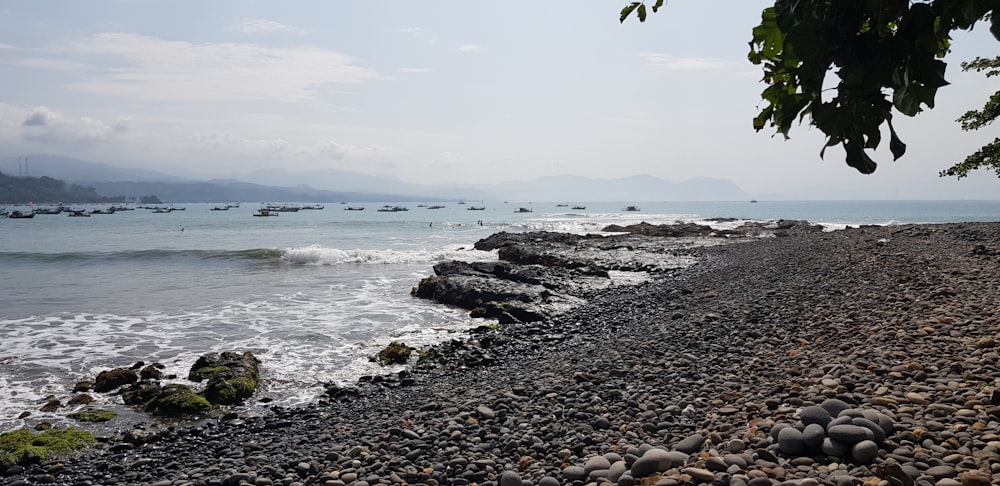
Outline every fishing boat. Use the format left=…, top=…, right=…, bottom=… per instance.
left=377, top=205, right=409, bottom=212
left=426, top=205, right=445, bottom=209
left=572, top=206, right=586, bottom=210
left=467, top=206, right=486, bottom=211
left=8, top=210, right=35, bottom=219
left=344, top=206, right=365, bottom=211
left=623, top=206, right=640, bottom=212
left=515, top=207, right=532, bottom=213
left=253, top=208, right=279, bottom=217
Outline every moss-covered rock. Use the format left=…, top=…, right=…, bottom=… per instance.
left=121, top=381, right=164, bottom=407
left=188, top=351, right=261, bottom=406
left=0, top=428, right=96, bottom=464
left=67, top=408, right=117, bottom=423
left=202, top=376, right=257, bottom=406
left=143, top=384, right=211, bottom=416
left=373, top=341, right=414, bottom=365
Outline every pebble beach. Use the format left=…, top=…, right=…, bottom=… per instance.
left=4, top=222, right=1000, bottom=486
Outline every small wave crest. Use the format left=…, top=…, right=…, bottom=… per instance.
left=281, top=245, right=496, bottom=265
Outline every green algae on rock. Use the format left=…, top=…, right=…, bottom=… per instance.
left=188, top=351, right=261, bottom=406
left=66, top=408, right=117, bottom=423
left=143, top=384, right=211, bottom=416
left=373, top=341, right=414, bottom=365
left=0, top=428, right=96, bottom=464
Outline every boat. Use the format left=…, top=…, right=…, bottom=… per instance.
left=300, top=204, right=324, bottom=210
left=377, top=205, right=409, bottom=212
left=89, top=208, right=115, bottom=215
left=253, top=208, right=279, bottom=217
left=623, top=206, right=640, bottom=212
left=467, top=206, right=486, bottom=211
left=750, top=199, right=758, bottom=203
left=556, top=204, right=568, bottom=207
left=571, top=206, right=586, bottom=210
left=426, top=205, right=445, bottom=209
left=67, top=210, right=90, bottom=217
left=211, top=206, right=229, bottom=211
left=266, top=205, right=300, bottom=212
left=344, top=206, right=365, bottom=211
left=8, top=210, right=34, bottom=219
left=33, top=206, right=64, bottom=215
left=515, top=207, right=532, bottom=213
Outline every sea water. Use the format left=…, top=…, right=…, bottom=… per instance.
left=1, top=199, right=998, bottom=432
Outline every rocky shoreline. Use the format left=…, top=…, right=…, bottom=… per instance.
left=4, top=221, right=1000, bottom=486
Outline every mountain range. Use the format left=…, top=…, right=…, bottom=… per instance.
left=0, top=154, right=750, bottom=203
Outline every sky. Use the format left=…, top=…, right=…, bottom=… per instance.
left=1, top=1, right=999, bottom=200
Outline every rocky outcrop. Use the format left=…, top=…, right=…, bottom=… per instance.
left=414, top=230, right=713, bottom=323
left=188, top=351, right=261, bottom=406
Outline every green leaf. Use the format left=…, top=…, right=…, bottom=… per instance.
left=652, top=0, right=665, bottom=13
left=992, top=12, right=1000, bottom=41
left=620, top=2, right=640, bottom=23
left=638, top=4, right=647, bottom=22
left=844, top=139, right=878, bottom=174
left=887, top=119, right=907, bottom=161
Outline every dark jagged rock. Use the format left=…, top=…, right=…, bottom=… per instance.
left=93, top=367, right=138, bottom=393
left=188, top=351, right=261, bottom=405
left=602, top=221, right=715, bottom=237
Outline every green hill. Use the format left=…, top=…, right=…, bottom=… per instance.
left=0, top=172, right=129, bottom=204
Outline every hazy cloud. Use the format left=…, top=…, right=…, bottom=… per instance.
left=231, top=18, right=310, bottom=34
left=638, top=53, right=724, bottom=71
left=69, top=33, right=381, bottom=103
left=16, top=57, right=90, bottom=71
left=457, top=44, right=481, bottom=53
left=18, top=106, right=115, bottom=142
left=400, top=67, right=431, bottom=73
left=193, top=131, right=292, bottom=157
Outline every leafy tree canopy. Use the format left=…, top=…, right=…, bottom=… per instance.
left=941, top=55, right=1000, bottom=178
left=621, top=0, right=1000, bottom=177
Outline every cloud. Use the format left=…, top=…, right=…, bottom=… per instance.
left=16, top=57, right=90, bottom=71
left=457, top=44, right=481, bottom=53
left=638, top=53, right=724, bottom=71
left=400, top=27, right=429, bottom=38
left=400, top=67, right=431, bottom=73
left=230, top=18, right=310, bottom=34
left=69, top=33, right=381, bottom=103
left=193, top=131, right=291, bottom=157
left=16, top=105, right=116, bottom=142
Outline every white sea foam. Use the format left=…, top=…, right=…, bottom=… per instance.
left=281, top=245, right=496, bottom=265
left=0, top=269, right=486, bottom=431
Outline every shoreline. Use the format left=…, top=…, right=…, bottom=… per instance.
left=4, top=222, right=1000, bottom=485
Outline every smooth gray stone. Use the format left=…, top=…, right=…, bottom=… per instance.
left=675, top=434, right=705, bottom=454
left=802, top=423, right=826, bottom=448
left=821, top=437, right=851, bottom=457
left=778, top=427, right=806, bottom=456
left=852, top=440, right=879, bottom=463
left=820, top=399, right=852, bottom=417
left=799, top=405, right=833, bottom=428
left=499, top=471, right=522, bottom=486
left=827, top=424, right=874, bottom=443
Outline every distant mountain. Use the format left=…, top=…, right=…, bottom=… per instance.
left=240, top=169, right=750, bottom=202
left=238, top=168, right=494, bottom=201
left=0, top=154, right=188, bottom=183
left=476, top=174, right=750, bottom=202
left=0, top=155, right=750, bottom=202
